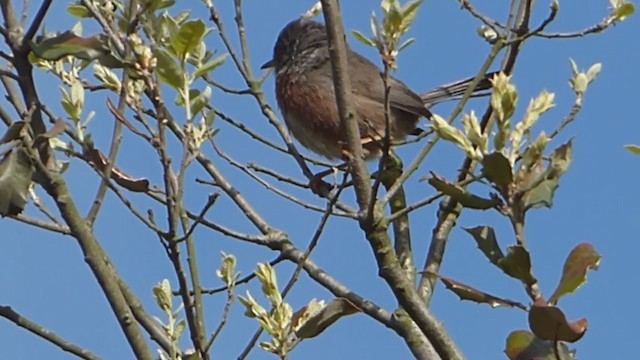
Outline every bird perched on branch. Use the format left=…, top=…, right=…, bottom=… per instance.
left=262, top=18, right=494, bottom=162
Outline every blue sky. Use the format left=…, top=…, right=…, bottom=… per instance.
left=1, top=1, right=638, bottom=359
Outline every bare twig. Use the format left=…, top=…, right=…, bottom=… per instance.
left=0, top=305, right=101, bottom=360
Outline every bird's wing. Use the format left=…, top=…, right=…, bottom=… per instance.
left=347, top=52, right=431, bottom=118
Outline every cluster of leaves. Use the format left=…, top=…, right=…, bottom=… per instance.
left=426, top=69, right=604, bottom=358
left=153, top=279, right=189, bottom=360
left=237, top=263, right=359, bottom=358
left=352, top=0, right=423, bottom=68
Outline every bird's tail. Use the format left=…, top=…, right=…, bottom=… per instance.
left=420, top=71, right=498, bottom=108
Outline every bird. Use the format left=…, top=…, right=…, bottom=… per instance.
left=262, top=18, right=493, bottom=163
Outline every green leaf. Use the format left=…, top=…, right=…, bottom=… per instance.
left=152, top=279, right=173, bottom=313
left=153, top=48, right=185, bottom=89
left=193, top=54, right=228, bottom=79
left=505, top=330, right=573, bottom=360
left=549, top=139, right=573, bottom=178
left=464, top=226, right=505, bottom=265
left=625, top=144, right=640, bottom=155
left=427, top=173, right=501, bottom=210
left=524, top=178, right=559, bottom=210
left=613, top=2, right=635, bottom=21
left=172, top=20, right=207, bottom=62
left=481, top=152, right=513, bottom=190
left=497, top=245, right=537, bottom=286
left=67, top=4, right=91, bottom=18
left=0, top=122, right=26, bottom=145
left=351, top=31, right=375, bottom=47
left=548, top=243, right=601, bottom=305
left=190, top=86, right=212, bottom=118
left=0, top=148, right=34, bottom=217
left=174, top=319, right=187, bottom=341
left=31, top=32, right=120, bottom=65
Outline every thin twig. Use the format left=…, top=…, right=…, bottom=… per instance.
left=238, top=173, right=348, bottom=359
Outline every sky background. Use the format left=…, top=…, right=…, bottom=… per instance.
left=1, top=0, right=638, bottom=359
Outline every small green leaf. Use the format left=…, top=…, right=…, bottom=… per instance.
left=193, top=54, right=227, bottom=79
left=481, top=152, right=513, bottom=190
left=172, top=20, right=207, bottom=62
left=0, top=122, right=26, bottom=145
left=190, top=86, right=212, bottom=118
left=625, top=144, right=640, bottom=155
left=497, top=245, right=537, bottom=286
left=0, top=148, right=34, bottom=217
left=427, top=173, right=501, bottom=210
left=351, top=31, right=375, bottom=47
left=153, top=48, right=185, bottom=89
left=505, top=330, right=573, bottom=360
left=152, top=279, right=173, bottom=313
left=548, top=243, right=601, bottom=305
left=523, top=178, right=559, bottom=210
left=586, top=63, right=602, bottom=83
left=464, top=226, right=505, bottom=265
left=549, top=140, right=573, bottom=178
left=67, top=4, right=91, bottom=18
left=613, top=2, right=635, bottom=21
left=174, top=319, right=187, bottom=341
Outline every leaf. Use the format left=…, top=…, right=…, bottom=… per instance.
left=0, top=148, right=34, bottom=216
left=193, top=54, right=227, bottom=79
left=34, top=120, right=66, bottom=145
left=172, top=20, right=207, bottom=62
left=152, top=279, right=172, bottom=313
left=190, top=86, right=212, bottom=118
left=481, top=151, right=514, bottom=190
left=31, top=31, right=121, bottom=67
left=613, top=2, right=635, bottom=21
left=351, top=30, right=375, bottom=47
left=497, top=245, right=537, bottom=286
left=523, top=178, right=559, bottom=210
left=87, top=147, right=150, bottom=192
left=528, top=299, right=588, bottom=342
left=427, top=173, right=501, bottom=210
left=548, top=243, right=601, bottom=305
left=0, top=121, right=26, bottom=144
left=505, top=330, right=573, bottom=360
left=153, top=48, right=185, bottom=90
left=295, top=298, right=360, bottom=339
left=626, top=144, right=640, bottom=155
left=523, top=140, right=572, bottom=210
left=548, top=140, right=573, bottom=178
left=464, top=226, right=505, bottom=265
left=439, top=275, right=526, bottom=310
left=67, top=4, right=91, bottom=18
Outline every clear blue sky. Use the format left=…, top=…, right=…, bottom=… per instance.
left=2, top=1, right=638, bottom=359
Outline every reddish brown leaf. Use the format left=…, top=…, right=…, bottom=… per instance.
left=88, top=148, right=150, bottom=192
left=528, top=300, right=588, bottom=343
left=439, top=275, right=527, bottom=310
left=295, top=298, right=360, bottom=340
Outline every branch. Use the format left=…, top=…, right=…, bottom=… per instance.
left=320, top=0, right=371, bottom=212
left=0, top=305, right=100, bottom=360
left=318, top=2, right=461, bottom=359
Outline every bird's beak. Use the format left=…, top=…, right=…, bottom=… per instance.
left=260, top=59, right=274, bottom=69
